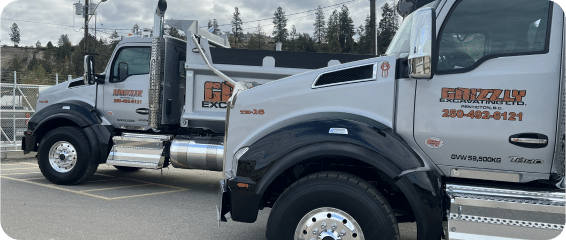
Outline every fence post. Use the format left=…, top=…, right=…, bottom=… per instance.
left=56, top=73, right=59, bottom=85
left=68, top=75, right=72, bottom=81
left=13, top=71, right=17, bottom=150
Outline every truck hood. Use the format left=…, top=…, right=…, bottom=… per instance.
left=36, top=77, right=95, bottom=112
left=224, top=55, right=397, bottom=172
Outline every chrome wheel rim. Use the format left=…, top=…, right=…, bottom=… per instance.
left=48, top=141, right=77, bottom=173
left=295, top=207, right=364, bottom=240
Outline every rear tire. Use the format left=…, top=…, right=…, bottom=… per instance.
left=266, top=172, right=399, bottom=240
left=113, top=166, right=141, bottom=172
left=37, top=127, right=98, bottom=185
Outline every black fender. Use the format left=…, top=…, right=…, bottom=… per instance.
left=228, top=118, right=443, bottom=239
left=25, top=101, right=113, bottom=163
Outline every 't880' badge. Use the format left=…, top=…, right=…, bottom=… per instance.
left=381, top=62, right=390, bottom=78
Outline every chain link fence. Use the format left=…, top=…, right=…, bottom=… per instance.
left=1, top=71, right=69, bottom=151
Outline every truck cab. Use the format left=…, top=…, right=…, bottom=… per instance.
left=219, top=0, right=565, bottom=239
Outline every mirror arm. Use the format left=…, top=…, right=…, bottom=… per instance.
left=95, top=74, right=105, bottom=84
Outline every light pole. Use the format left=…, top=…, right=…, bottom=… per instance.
left=369, top=0, right=377, bottom=55
left=82, top=0, right=107, bottom=54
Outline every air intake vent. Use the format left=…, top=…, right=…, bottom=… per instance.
left=313, top=64, right=375, bottom=88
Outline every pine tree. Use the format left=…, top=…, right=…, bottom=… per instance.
left=231, top=7, right=244, bottom=46
left=10, top=23, right=20, bottom=47
left=213, top=19, right=221, bottom=35
left=36, top=40, right=41, bottom=48
left=326, top=10, right=339, bottom=44
left=110, top=31, right=121, bottom=43
left=272, top=6, right=288, bottom=43
left=313, top=6, right=326, bottom=43
left=338, top=5, right=355, bottom=53
left=377, top=3, right=399, bottom=55
left=355, top=16, right=372, bottom=54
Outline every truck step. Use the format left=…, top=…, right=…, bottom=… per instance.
left=106, top=133, right=173, bottom=169
left=445, top=183, right=565, bottom=240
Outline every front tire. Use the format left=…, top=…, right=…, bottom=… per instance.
left=266, top=172, right=399, bottom=240
left=38, top=127, right=98, bottom=185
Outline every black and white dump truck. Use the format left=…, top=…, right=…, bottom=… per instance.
left=217, top=0, right=566, bottom=239
left=21, top=0, right=565, bottom=239
left=22, top=0, right=375, bottom=183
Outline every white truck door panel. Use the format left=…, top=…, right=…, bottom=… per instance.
left=413, top=0, right=560, bottom=175
left=102, top=47, right=151, bottom=128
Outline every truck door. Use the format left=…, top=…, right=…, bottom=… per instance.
left=102, top=46, right=151, bottom=128
left=412, top=0, right=561, bottom=178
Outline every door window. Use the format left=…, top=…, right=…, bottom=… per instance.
left=437, top=0, right=551, bottom=72
left=110, top=47, right=151, bottom=82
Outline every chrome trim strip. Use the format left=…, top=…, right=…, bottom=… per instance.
left=449, top=214, right=564, bottom=230
left=510, top=138, right=548, bottom=144
left=446, top=184, right=565, bottom=206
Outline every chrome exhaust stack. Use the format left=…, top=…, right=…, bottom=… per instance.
left=148, top=0, right=167, bottom=129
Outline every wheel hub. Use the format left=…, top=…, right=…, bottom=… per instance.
left=48, top=141, right=77, bottom=173
left=295, top=207, right=363, bottom=240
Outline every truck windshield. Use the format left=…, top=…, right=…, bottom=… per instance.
left=385, top=0, right=441, bottom=57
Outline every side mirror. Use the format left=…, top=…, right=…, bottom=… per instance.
left=118, top=62, right=129, bottom=81
left=84, top=55, right=95, bottom=85
left=408, top=7, right=436, bottom=79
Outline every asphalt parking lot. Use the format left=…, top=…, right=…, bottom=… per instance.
left=1, top=157, right=417, bottom=239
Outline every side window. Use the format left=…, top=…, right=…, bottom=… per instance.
left=111, top=47, right=151, bottom=82
left=437, top=0, right=550, bottom=72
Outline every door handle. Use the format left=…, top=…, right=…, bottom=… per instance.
left=136, top=108, right=149, bottom=115
left=509, top=133, right=548, bottom=148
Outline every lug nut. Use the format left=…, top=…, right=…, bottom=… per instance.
left=331, top=223, right=337, bottom=230
left=313, top=228, right=318, bottom=235
left=321, top=222, right=327, bottom=229
left=340, top=230, right=346, bottom=236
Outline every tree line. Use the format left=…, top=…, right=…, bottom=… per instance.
left=5, top=3, right=399, bottom=84
left=230, top=3, right=399, bottom=55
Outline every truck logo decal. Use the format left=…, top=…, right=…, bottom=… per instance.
left=381, top=62, right=390, bottom=78
left=203, top=81, right=234, bottom=109
left=509, top=156, right=544, bottom=164
left=113, top=89, right=143, bottom=97
left=113, top=89, right=144, bottom=104
left=440, top=88, right=526, bottom=105
left=425, top=137, right=443, bottom=148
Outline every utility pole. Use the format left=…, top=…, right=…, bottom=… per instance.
left=84, top=0, right=89, bottom=53
left=369, top=0, right=376, bottom=55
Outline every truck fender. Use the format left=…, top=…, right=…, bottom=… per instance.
left=28, top=101, right=101, bottom=132
left=230, top=118, right=444, bottom=239
left=26, top=101, right=113, bottom=162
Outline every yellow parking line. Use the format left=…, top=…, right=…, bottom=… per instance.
left=95, top=173, right=191, bottom=191
left=82, top=184, right=151, bottom=192
left=20, top=177, right=47, bottom=180
left=1, top=175, right=113, bottom=201
left=106, top=189, right=189, bottom=200
left=2, top=173, right=191, bottom=201
left=83, top=178, right=120, bottom=183
left=1, top=168, right=38, bottom=170
left=1, top=172, right=41, bottom=175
